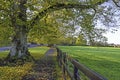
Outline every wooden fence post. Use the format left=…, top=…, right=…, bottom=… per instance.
left=74, top=65, right=79, bottom=80
left=63, top=53, right=66, bottom=74
left=56, top=48, right=60, bottom=66
left=63, top=52, right=67, bottom=80
left=56, top=48, right=62, bottom=67
left=56, top=48, right=59, bottom=61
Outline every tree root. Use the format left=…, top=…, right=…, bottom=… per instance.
left=1, top=52, right=35, bottom=66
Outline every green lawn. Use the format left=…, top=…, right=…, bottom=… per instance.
left=59, top=46, right=120, bottom=80
left=0, top=51, right=8, bottom=59
left=29, top=47, right=49, bottom=59
left=0, top=47, right=49, bottom=59
left=0, top=47, right=49, bottom=80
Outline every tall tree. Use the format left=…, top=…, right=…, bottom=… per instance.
left=5, top=0, right=32, bottom=62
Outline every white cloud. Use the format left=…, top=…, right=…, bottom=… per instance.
left=104, top=28, right=120, bottom=44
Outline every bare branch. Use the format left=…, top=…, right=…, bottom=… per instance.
left=112, top=0, right=120, bottom=7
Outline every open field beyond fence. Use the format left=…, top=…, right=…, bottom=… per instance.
left=59, top=46, right=120, bottom=80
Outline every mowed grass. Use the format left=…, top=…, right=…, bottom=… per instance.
left=59, top=46, right=120, bottom=80
left=29, top=47, right=49, bottom=59
left=0, top=51, right=8, bottom=59
left=0, top=47, right=49, bottom=59
left=0, top=47, right=49, bottom=80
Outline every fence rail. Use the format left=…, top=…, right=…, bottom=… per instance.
left=56, top=47, right=107, bottom=80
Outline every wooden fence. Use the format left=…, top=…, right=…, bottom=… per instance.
left=56, top=47, right=107, bottom=80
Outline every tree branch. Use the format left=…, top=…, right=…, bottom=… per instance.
left=28, top=1, right=106, bottom=30
left=112, top=0, right=120, bottom=7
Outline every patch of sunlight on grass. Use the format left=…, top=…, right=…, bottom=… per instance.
left=0, top=51, right=9, bottom=58
left=29, top=47, right=49, bottom=59
left=0, top=47, right=49, bottom=59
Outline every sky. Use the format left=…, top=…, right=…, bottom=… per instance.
left=100, top=0, right=120, bottom=44
left=96, top=21, right=120, bottom=45
left=96, top=22, right=120, bottom=44
left=104, top=28, right=120, bottom=44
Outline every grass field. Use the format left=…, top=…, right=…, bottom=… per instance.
left=59, top=46, right=120, bottom=80
left=29, top=47, right=49, bottom=59
left=0, top=47, right=49, bottom=59
left=0, top=47, right=49, bottom=80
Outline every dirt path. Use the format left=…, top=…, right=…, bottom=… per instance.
left=22, top=48, right=61, bottom=80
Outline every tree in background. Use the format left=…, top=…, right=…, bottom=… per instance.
left=75, top=34, right=87, bottom=46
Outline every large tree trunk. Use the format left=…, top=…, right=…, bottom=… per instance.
left=6, top=0, right=34, bottom=63
left=7, top=27, right=32, bottom=61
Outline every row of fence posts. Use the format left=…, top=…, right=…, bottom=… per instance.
left=56, top=47, right=107, bottom=80
left=56, top=47, right=81, bottom=80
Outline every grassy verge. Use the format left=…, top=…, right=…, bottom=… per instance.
left=29, top=47, right=49, bottom=59
left=0, top=47, right=49, bottom=80
left=53, top=49, right=65, bottom=80
left=0, top=51, right=9, bottom=59
left=59, top=46, right=120, bottom=80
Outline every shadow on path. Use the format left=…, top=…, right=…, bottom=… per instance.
left=22, top=48, right=58, bottom=80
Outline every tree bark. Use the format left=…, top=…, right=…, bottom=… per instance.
left=8, top=27, right=29, bottom=58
